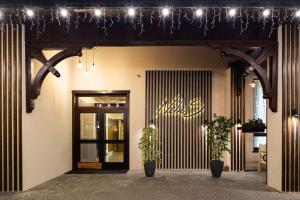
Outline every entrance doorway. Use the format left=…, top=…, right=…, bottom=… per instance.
left=72, top=91, right=130, bottom=170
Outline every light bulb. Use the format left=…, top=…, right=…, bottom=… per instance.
left=162, top=8, right=170, bottom=17
left=0, top=11, right=2, bottom=19
left=262, top=9, right=270, bottom=17
left=196, top=8, right=203, bottom=17
left=295, top=9, right=300, bottom=17
left=26, top=9, right=34, bottom=18
left=229, top=8, right=237, bottom=17
left=91, top=63, right=96, bottom=71
left=60, top=8, right=69, bottom=18
left=85, top=70, right=89, bottom=76
left=128, top=8, right=135, bottom=17
left=77, top=58, right=82, bottom=68
left=94, top=9, right=101, bottom=17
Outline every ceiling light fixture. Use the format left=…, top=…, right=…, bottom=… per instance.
left=262, top=9, right=271, bottom=17
left=195, top=8, right=203, bottom=17
left=60, top=8, right=69, bottom=18
left=128, top=7, right=136, bottom=17
left=229, top=8, right=237, bottom=17
left=162, top=7, right=170, bottom=17
left=94, top=9, right=102, bottom=17
left=26, top=9, right=34, bottom=18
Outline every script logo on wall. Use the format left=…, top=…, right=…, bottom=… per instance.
left=154, top=95, right=205, bottom=119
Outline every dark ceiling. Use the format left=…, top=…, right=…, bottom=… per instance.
left=1, top=0, right=300, bottom=7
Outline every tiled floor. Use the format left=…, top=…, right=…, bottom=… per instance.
left=1, top=171, right=300, bottom=200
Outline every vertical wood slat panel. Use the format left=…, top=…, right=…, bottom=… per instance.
left=230, top=66, right=245, bottom=171
left=282, top=24, right=300, bottom=192
left=0, top=24, right=22, bottom=191
left=146, top=70, right=212, bottom=169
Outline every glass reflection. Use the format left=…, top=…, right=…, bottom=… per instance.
left=105, top=113, right=124, bottom=140
left=105, top=144, right=124, bottom=163
left=80, top=113, right=97, bottom=140
left=80, top=144, right=99, bottom=162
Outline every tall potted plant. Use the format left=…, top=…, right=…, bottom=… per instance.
left=207, top=116, right=233, bottom=177
left=138, top=126, right=160, bottom=177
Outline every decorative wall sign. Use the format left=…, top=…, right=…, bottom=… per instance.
left=146, top=70, right=212, bottom=169
left=154, top=95, right=205, bottom=119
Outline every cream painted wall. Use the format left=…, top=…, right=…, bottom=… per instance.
left=22, top=53, right=74, bottom=190
left=267, top=27, right=283, bottom=191
left=22, top=46, right=232, bottom=190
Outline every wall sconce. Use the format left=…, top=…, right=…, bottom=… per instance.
left=236, top=119, right=242, bottom=130
left=149, top=120, right=156, bottom=129
left=248, top=78, right=259, bottom=88
left=292, top=108, right=298, bottom=118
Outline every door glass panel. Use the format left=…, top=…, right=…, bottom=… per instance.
left=105, top=143, right=124, bottom=162
left=105, top=113, right=124, bottom=140
left=80, top=113, right=98, bottom=140
left=78, top=96, right=127, bottom=107
left=80, top=144, right=99, bottom=162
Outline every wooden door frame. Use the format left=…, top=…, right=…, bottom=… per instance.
left=72, top=90, right=130, bottom=170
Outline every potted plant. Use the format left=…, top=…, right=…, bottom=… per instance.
left=240, top=118, right=266, bottom=132
left=207, top=116, right=233, bottom=177
left=138, top=126, right=160, bottom=177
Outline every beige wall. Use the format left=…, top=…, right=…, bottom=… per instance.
left=22, top=46, right=232, bottom=190
left=267, top=27, right=283, bottom=191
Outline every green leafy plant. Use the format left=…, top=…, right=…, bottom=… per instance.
left=242, top=118, right=266, bottom=132
left=207, top=116, right=233, bottom=161
left=138, top=126, right=161, bottom=163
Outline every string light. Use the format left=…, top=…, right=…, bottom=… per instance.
left=60, top=8, right=69, bottom=17
left=26, top=9, right=34, bottom=18
left=295, top=9, right=300, bottom=17
left=162, top=7, right=170, bottom=17
left=229, top=8, right=237, bottom=17
left=84, top=50, right=89, bottom=76
left=195, top=8, right=203, bottom=17
left=262, top=9, right=271, bottom=17
left=91, top=48, right=96, bottom=71
left=1, top=6, right=300, bottom=37
left=77, top=57, right=82, bottom=68
left=128, top=7, right=136, bottom=17
left=94, top=9, right=102, bottom=17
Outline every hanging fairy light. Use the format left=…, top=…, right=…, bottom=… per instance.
left=26, top=9, right=34, bottom=18
left=229, top=8, right=237, bottom=17
left=295, top=9, right=300, bottom=17
left=195, top=8, right=203, bottom=17
left=1, top=6, right=300, bottom=37
left=60, top=8, right=69, bottom=18
left=162, top=7, right=170, bottom=17
left=84, top=50, right=89, bottom=76
left=77, top=57, right=82, bottom=68
left=262, top=9, right=271, bottom=17
left=91, top=48, right=96, bottom=71
left=94, top=9, right=102, bottom=17
left=128, top=7, right=136, bottom=17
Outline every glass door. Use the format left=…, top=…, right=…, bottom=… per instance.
left=73, top=91, right=130, bottom=171
left=103, top=112, right=127, bottom=169
left=77, top=112, right=102, bottom=169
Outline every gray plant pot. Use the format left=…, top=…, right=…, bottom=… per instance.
left=210, top=160, right=224, bottom=178
left=144, top=160, right=156, bottom=177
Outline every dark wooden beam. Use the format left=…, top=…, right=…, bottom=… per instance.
left=26, top=47, right=82, bottom=113
left=216, top=45, right=278, bottom=112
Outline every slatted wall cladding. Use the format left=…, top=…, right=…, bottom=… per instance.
left=146, top=70, right=212, bottom=169
left=0, top=25, right=22, bottom=191
left=230, top=66, right=245, bottom=171
left=282, top=25, right=300, bottom=192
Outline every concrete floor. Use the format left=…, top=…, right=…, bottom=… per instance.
left=1, top=171, right=300, bottom=200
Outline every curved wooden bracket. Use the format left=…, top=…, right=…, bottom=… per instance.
left=222, top=47, right=273, bottom=99
left=214, top=44, right=278, bottom=112
left=26, top=47, right=82, bottom=113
